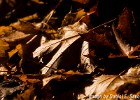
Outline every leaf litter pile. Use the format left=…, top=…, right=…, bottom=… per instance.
left=0, top=0, right=140, bottom=100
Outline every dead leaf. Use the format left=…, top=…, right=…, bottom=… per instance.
left=41, top=22, right=87, bottom=74
left=78, top=65, right=140, bottom=99
left=0, top=30, right=33, bottom=43
left=117, top=8, right=133, bottom=41
left=84, top=75, right=124, bottom=95
left=112, top=23, right=134, bottom=56
left=33, top=40, right=61, bottom=62
left=10, top=21, right=40, bottom=35
left=0, top=26, right=12, bottom=36
left=80, top=41, right=95, bottom=73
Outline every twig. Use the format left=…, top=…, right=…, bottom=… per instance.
left=88, top=18, right=116, bottom=32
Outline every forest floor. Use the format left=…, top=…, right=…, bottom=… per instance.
left=0, top=0, right=140, bottom=100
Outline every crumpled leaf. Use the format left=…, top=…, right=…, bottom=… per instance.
left=80, top=41, right=95, bottom=73
left=41, top=21, right=88, bottom=74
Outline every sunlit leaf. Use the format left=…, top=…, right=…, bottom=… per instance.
left=33, top=39, right=61, bottom=61
left=41, top=22, right=88, bottom=74
left=84, top=75, right=124, bottom=95
left=80, top=41, right=95, bottom=73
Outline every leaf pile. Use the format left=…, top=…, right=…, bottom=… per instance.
left=1, top=0, right=140, bottom=100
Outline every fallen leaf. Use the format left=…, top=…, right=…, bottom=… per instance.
left=41, top=22, right=88, bottom=74
left=84, top=75, right=124, bottom=95
left=117, top=8, right=133, bottom=41
left=0, top=30, right=33, bottom=43
left=33, top=40, right=61, bottom=62
left=80, top=41, right=95, bottom=73
left=0, top=26, right=12, bottom=36
left=10, top=21, right=40, bottom=35
left=112, top=23, right=134, bottom=56
left=78, top=65, right=140, bottom=99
